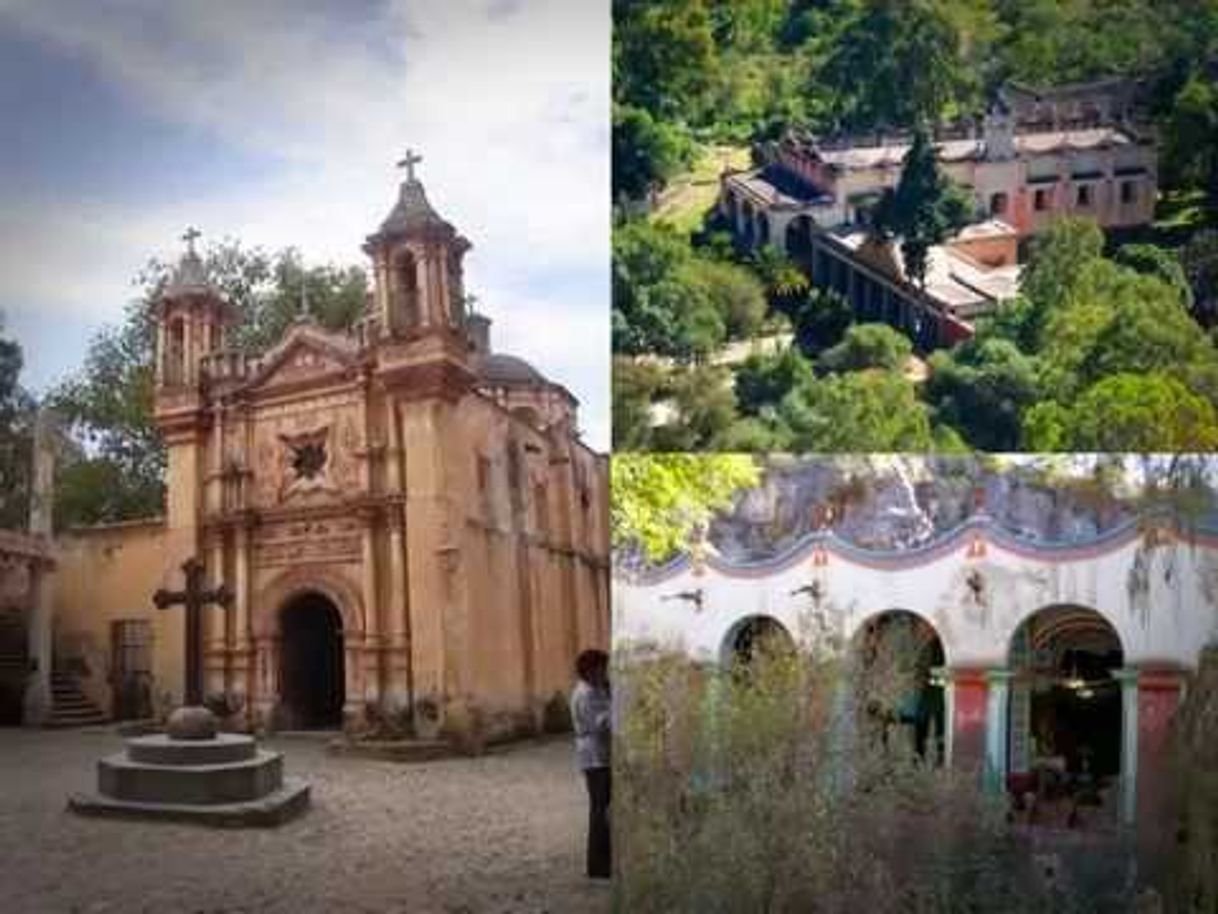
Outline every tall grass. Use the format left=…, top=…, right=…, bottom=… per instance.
left=614, top=641, right=1141, bottom=913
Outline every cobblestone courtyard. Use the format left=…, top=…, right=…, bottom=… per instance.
left=0, top=729, right=610, bottom=913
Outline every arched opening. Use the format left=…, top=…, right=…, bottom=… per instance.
left=852, top=610, right=946, bottom=763
left=278, top=592, right=345, bottom=729
left=167, top=317, right=185, bottom=385
left=724, top=191, right=739, bottom=228
left=740, top=201, right=756, bottom=247
left=723, top=615, right=794, bottom=668
left=785, top=215, right=814, bottom=264
left=989, top=191, right=1009, bottom=217
left=392, top=249, right=420, bottom=330
left=757, top=212, right=770, bottom=246
left=1007, top=605, right=1124, bottom=826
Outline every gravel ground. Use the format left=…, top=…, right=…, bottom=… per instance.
left=0, top=728, right=611, bottom=914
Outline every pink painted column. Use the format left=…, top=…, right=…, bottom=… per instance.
left=948, top=667, right=989, bottom=774
left=1136, top=665, right=1187, bottom=830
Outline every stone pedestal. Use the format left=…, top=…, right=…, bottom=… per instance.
left=68, top=732, right=309, bottom=827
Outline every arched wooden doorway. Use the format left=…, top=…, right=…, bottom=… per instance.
left=279, top=592, right=345, bottom=729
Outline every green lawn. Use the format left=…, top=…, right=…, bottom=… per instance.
left=651, top=144, right=751, bottom=235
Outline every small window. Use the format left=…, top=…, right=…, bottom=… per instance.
left=477, top=455, right=490, bottom=492
left=1034, top=189, right=1050, bottom=212
left=989, top=192, right=1009, bottom=216
left=1076, top=184, right=1092, bottom=207
left=534, top=483, right=549, bottom=535
left=1120, top=181, right=1137, bottom=204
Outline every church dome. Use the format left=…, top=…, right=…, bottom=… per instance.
left=164, top=229, right=215, bottom=297
left=480, top=352, right=548, bottom=387
left=377, top=178, right=455, bottom=237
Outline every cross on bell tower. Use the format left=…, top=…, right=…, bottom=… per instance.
left=364, top=147, right=472, bottom=339
left=182, top=226, right=202, bottom=253
left=397, top=148, right=423, bottom=182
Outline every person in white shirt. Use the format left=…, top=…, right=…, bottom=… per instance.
left=571, top=648, right=611, bottom=879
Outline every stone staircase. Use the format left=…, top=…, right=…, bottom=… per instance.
left=47, top=669, right=108, bottom=728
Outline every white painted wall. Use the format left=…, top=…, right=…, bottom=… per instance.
left=615, top=518, right=1218, bottom=670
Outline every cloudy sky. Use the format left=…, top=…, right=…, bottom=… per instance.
left=0, top=0, right=610, bottom=448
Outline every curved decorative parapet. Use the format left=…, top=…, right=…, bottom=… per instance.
left=622, top=512, right=1218, bottom=586
left=615, top=510, right=1218, bottom=672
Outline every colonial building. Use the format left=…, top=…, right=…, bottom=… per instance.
left=49, top=163, right=610, bottom=742
left=616, top=505, right=1217, bottom=828
left=720, top=81, right=1158, bottom=348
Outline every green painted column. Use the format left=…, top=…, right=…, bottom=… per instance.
left=1113, top=667, right=1140, bottom=826
left=984, top=669, right=1013, bottom=794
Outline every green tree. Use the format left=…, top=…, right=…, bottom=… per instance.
left=735, top=345, right=814, bottom=415
left=819, top=323, right=912, bottom=373
left=1182, top=229, right=1218, bottom=327
left=613, top=104, right=696, bottom=201
left=1164, top=73, right=1218, bottom=207
left=1114, top=243, right=1192, bottom=309
left=613, top=0, right=718, bottom=118
left=872, top=125, right=972, bottom=290
left=0, top=322, right=34, bottom=529
left=613, top=356, right=668, bottom=450
left=1023, top=373, right=1218, bottom=451
left=778, top=370, right=936, bottom=451
left=925, top=338, right=1041, bottom=451
left=613, top=220, right=693, bottom=355
left=789, top=287, right=854, bottom=356
left=652, top=365, right=740, bottom=449
left=819, top=0, right=970, bottom=130
left=1011, top=217, right=1106, bottom=350
left=610, top=452, right=760, bottom=561
left=695, top=258, right=769, bottom=340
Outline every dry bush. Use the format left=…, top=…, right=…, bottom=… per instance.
left=1162, top=645, right=1218, bottom=913
left=614, top=643, right=1139, bottom=914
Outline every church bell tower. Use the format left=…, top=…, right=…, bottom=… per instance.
left=154, top=228, right=235, bottom=391
left=363, top=150, right=472, bottom=341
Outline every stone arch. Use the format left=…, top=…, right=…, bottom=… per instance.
left=391, top=246, right=421, bottom=329
left=1005, top=604, right=1127, bottom=823
left=785, top=214, right=814, bottom=261
left=252, top=565, right=365, bottom=641
left=740, top=200, right=756, bottom=247
left=850, top=609, right=948, bottom=762
left=721, top=614, right=794, bottom=667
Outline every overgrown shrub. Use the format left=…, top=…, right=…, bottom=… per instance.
left=614, top=643, right=1140, bottom=913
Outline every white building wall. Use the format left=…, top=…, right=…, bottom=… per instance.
left=615, top=519, right=1218, bottom=671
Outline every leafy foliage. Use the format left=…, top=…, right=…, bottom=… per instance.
left=872, top=125, right=972, bottom=290
left=610, top=452, right=760, bottom=561
left=0, top=322, right=34, bottom=529
left=818, top=323, right=912, bottom=373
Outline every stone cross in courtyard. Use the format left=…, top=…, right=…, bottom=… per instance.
left=397, top=148, right=423, bottom=182
left=153, top=557, right=232, bottom=709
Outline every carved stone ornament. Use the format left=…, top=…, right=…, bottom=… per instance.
left=278, top=425, right=333, bottom=500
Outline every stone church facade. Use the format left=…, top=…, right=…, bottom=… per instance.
left=51, top=167, right=609, bottom=742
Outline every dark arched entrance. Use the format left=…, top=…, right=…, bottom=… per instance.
left=279, top=592, right=345, bottom=729
left=724, top=615, right=795, bottom=667
left=1007, top=605, right=1123, bottom=825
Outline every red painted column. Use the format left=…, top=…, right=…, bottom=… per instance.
left=1136, top=665, right=1187, bottom=831
left=950, top=667, right=989, bottom=773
